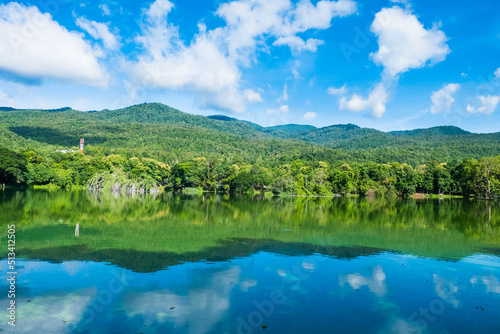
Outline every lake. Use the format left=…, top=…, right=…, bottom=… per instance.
left=1, top=190, right=499, bottom=333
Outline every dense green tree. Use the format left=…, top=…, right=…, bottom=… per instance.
left=0, top=147, right=29, bottom=185
left=232, top=171, right=254, bottom=193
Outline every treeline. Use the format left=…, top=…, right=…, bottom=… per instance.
left=1, top=147, right=499, bottom=198
left=2, top=104, right=500, bottom=166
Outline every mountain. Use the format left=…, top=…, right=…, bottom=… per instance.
left=90, top=103, right=270, bottom=139
left=262, top=124, right=317, bottom=138
left=291, top=124, right=390, bottom=148
left=389, top=126, right=471, bottom=137
left=1, top=102, right=499, bottom=165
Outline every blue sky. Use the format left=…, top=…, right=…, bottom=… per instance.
left=0, top=0, right=499, bottom=132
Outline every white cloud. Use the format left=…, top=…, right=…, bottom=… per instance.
left=130, top=1, right=245, bottom=112
left=461, top=72, right=467, bottom=78
left=430, top=83, right=460, bottom=114
left=303, top=111, right=317, bottom=120
left=466, top=95, right=500, bottom=115
left=327, top=84, right=347, bottom=95
left=217, top=0, right=357, bottom=62
left=267, top=105, right=289, bottom=113
left=390, top=0, right=411, bottom=9
left=273, top=36, right=324, bottom=52
left=0, top=2, right=108, bottom=87
left=370, top=6, right=450, bottom=77
left=291, top=60, right=301, bottom=79
left=243, top=89, right=263, bottom=102
left=338, top=6, right=449, bottom=119
left=99, top=4, right=111, bottom=16
left=292, top=0, right=357, bottom=30
left=281, top=83, right=289, bottom=101
left=339, top=83, right=388, bottom=118
left=146, top=0, right=175, bottom=19
left=129, top=0, right=357, bottom=113
left=495, top=67, right=500, bottom=79
left=76, top=17, right=120, bottom=50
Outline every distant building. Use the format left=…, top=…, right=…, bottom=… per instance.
left=55, top=150, right=78, bottom=154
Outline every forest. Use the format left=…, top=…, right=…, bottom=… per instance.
left=1, top=145, right=499, bottom=198
left=1, top=103, right=500, bottom=198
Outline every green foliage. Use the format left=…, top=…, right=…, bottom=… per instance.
left=0, top=146, right=29, bottom=185
left=1, top=103, right=500, bottom=197
left=2, top=103, right=500, bottom=168
left=232, top=171, right=254, bottom=193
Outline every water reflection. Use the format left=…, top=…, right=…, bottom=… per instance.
left=433, top=274, right=461, bottom=308
left=1, top=252, right=499, bottom=334
left=1, top=189, right=500, bottom=271
left=0, top=190, right=499, bottom=333
left=339, top=265, right=387, bottom=297
left=471, top=275, right=500, bottom=294
left=123, top=266, right=239, bottom=334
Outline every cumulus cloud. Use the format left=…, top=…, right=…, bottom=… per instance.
left=339, top=83, right=388, bottom=118
left=495, top=67, right=500, bottom=79
left=430, top=83, right=460, bottom=113
left=218, top=0, right=357, bottom=62
left=243, top=89, right=263, bottom=102
left=466, top=95, right=500, bottom=115
left=76, top=17, right=120, bottom=50
left=303, top=111, right=317, bottom=120
left=0, top=2, right=108, bottom=86
left=267, top=105, right=289, bottom=113
left=337, top=6, right=450, bottom=118
left=130, top=1, right=245, bottom=112
left=327, top=84, right=347, bottom=95
left=273, top=36, right=324, bottom=52
left=370, top=6, right=450, bottom=78
left=129, top=0, right=357, bottom=113
left=99, top=4, right=111, bottom=16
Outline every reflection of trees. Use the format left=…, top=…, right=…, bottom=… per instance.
left=1, top=190, right=500, bottom=264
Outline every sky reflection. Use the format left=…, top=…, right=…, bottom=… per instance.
left=1, top=251, right=499, bottom=334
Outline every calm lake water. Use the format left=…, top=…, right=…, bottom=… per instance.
left=1, top=190, right=499, bottom=333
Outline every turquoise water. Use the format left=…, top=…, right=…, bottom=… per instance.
left=0, top=190, right=499, bottom=333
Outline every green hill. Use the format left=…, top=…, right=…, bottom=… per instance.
left=389, top=126, right=471, bottom=137
left=1, top=102, right=500, bottom=165
left=263, top=124, right=317, bottom=138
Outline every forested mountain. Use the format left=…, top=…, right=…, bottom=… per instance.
left=1, top=103, right=500, bottom=198
left=389, top=126, right=471, bottom=137
left=1, top=102, right=500, bottom=165
left=260, top=124, right=317, bottom=138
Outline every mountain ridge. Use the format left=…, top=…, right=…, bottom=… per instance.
left=1, top=102, right=500, bottom=165
left=2, top=102, right=497, bottom=135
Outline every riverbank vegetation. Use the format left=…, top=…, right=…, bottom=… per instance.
left=1, top=146, right=499, bottom=198
left=1, top=103, right=500, bottom=197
